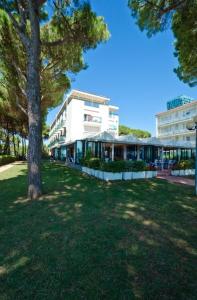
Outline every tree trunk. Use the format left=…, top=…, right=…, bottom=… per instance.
left=22, top=137, right=24, bottom=158
left=24, top=139, right=27, bottom=157
left=12, top=133, right=16, bottom=157
left=26, top=2, right=42, bottom=200
left=4, top=129, right=10, bottom=155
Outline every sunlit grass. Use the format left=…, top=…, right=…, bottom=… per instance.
left=0, top=162, right=196, bottom=299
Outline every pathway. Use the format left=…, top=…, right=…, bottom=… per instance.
left=0, top=161, right=24, bottom=173
left=157, top=170, right=195, bottom=186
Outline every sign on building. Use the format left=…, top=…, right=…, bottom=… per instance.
left=167, top=95, right=194, bottom=110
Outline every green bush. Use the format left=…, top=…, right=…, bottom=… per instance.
left=130, top=160, right=146, bottom=171
left=172, top=159, right=195, bottom=170
left=0, top=155, right=16, bottom=166
left=79, top=157, right=102, bottom=169
left=101, top=160, right=146, bottom=172
left=80, top=157, right=147, bottom=172
left=87, top=158, right=102, bottom=169
left=101, top=160, right=127, bottom=173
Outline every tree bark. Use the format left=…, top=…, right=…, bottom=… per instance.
left=12, top=133, right=16, bottom=157
left=26, top=1, right=42, bottom=200
left=22, top=137, right=24, bottom=158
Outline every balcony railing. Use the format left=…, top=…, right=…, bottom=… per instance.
left=49, top=119, right=66, bottom=137
left=84, top=115, right=102, bottom=123
left=158, top=114, right=196, bottom=126
left=48, top=136, right=66, bottom=147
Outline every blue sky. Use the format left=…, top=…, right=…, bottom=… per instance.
left=47, top=0, right=196, bottom=135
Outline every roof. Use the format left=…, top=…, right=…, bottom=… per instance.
left=84, top=131, right=195, bottom=149
left=50, top=89, right=111, bottom=129
left=69, top=90, right=110, bottom=103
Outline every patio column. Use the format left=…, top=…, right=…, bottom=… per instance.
left=161, top=147, right=164, bottom=170
left=137, top=145, right=140, bottom=160
left=123, top=145, right=127, bottom=160
left=111, top=143, right=114, bottom=161
left=73, top=143, right=76, bottom=163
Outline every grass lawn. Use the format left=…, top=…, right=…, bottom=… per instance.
left=0, top=162, right=196, bottom=299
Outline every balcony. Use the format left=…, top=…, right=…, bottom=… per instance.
left=48, top=135, right=66, bottom=148
left=49, top=120, right=67, bottom=137
left=58, top=136, right=66, bottom=143
left=158, top=129, right=195, bottom=138
left=84, top=114, right=102, bottom=124
left=158, top=114, right=196, bottom=127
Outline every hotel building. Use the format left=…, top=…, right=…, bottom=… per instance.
left=48, top=90, right=119, bottom=160
left=49, top=91, right=195, bottom=163
left=156, top=95, right=197, bottom=145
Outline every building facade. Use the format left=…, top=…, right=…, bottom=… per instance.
left=156, top=96, right=197, bottom=145
left=48, top=91, right=195, bottom=164
left=48, top=90, right=119, bottom=160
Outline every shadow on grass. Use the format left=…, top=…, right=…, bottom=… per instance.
left=0, top=163, right=196, bottom=299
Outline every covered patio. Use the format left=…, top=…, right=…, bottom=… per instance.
left=53, top=131, right=195, bottom=168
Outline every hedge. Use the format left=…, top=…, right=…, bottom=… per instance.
left=80, top=158, right=147, bottom=172
left=172, top=159, right=195, bottom=170
left=0, top=155, right=16, bottom=166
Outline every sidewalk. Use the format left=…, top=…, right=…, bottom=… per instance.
left=0, top=161, right=24, bottom=173
left=157, top=174, right=195, bottom=186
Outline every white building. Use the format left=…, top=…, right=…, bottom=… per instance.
left=156, top=96, right=197, bottom=145
left=48, top=90, right=119, bottom=158
left=49, top=91, right=194, bottom=163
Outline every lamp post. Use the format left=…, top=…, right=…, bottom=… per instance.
left=186, top=116, right=197, bottom=196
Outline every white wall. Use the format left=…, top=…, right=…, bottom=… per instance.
left=66, top=98, right=84, bottom=142
left=156, top=102, right=197, bottom=143
left=49, top=95, right=120, bottom=145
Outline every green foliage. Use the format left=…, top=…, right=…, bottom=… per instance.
left=173, top=2, right=197, bottom=86
left=173, top=159, right=195, bottom=170
left=42, top=145, right=50, bottom=159
left=0, top=154, right=16, bottom=166
left=130, top=160, right=146, bottom=171
left=83, top=157, right=102, bottom=169
left=81, top=157, right=147, bottom=172
left=0, top=2, right=109, bottom=164
left=128, top=0, right=197, bottom=86
left=119, top=125, right=151, bottom=138
left=102, top=160, right=127, bottom=173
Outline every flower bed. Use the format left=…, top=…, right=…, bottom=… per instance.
left=171, top=169, right=195, bottom=176
left=82, top=167, right=157, bottom=181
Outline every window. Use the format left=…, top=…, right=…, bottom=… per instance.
left=109, top=124, right=117, bottom=130
left=109, top=112, right=118, bottom=118
left=84, top=114, right=102, bottom=123
left=84, top=101, right=99, bottom=108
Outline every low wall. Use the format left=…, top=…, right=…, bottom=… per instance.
left=171, top=169, right=195, bottom=176
left=82, top=167, right=157, bottom=181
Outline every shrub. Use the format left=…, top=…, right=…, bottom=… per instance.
left=172, top=159, right=195, bottom=170
left=0, top=155, right=16, bottom=166
left=80, top=158, right=147, bottom=172
left=87, top=158, right=102, bottom=169
left=101, top=160, right=146, bottom=172
left=101, top=160, right=127, bottom=173
left=145, top=164, right=157, bottom=171
left=130, top=160, right=146, bottom=171
left=79, top=157, right=102, bottom=169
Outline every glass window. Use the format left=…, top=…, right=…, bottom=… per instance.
left=84, top=114, right=101, bottom=123
left=76, top=141, right=83, bottom=162
left=84, top=101, right=99, bottom=108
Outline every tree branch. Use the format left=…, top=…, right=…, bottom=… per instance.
left=2, top=4, right=30, bottom=47
left=159, top=0, right=187, bottom=16
left=16, top=97, right=28, bottom=116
